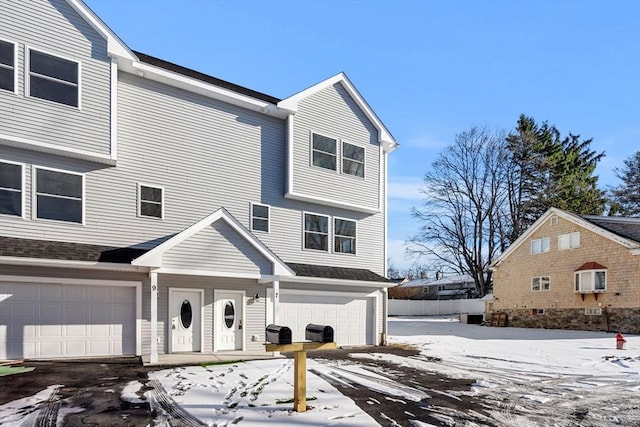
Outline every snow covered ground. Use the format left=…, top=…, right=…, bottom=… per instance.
left=386, top=316, right=640, bottom=426
left=139, top=317, right=640, bottom=426
left=1, top=316, right=638, bottom=426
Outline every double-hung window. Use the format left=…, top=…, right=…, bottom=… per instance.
left=575, top=270, right=606, bottom=293
left=251, top=203, right=269, bottom=232
left=0, top=40, right=15, bottom=92
left=304, top=213, right=329, bottom=251
left=138, top=184, right=163, bottom=219
left=334, top=218, right=356, bottom=254
left=35, top=167, right=83, bottom=223
left=312, top=134, right=337, bottom=171
left=559, top=232, right=580, bottom=250
left=342, top=142, right=365, bottom=177
left=531, top=276, right=550, bottom=291
left=29, top=49, right=79, bottom=107
left=0, top=161, right=23, bottom=216
left=530, top=237, right=550, bottom=254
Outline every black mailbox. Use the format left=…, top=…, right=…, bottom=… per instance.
left=266, top=324, right=292, bottom=345
left=305, top=324, right=334, bottom=343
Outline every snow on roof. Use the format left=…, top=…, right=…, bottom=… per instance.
left=398, top=277, right=435, bottom=288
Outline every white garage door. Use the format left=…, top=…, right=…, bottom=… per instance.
left=276, top=293, right=375, bottom=346
left=0, top=282, right=136, bottom=360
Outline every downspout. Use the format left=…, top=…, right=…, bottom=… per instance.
left=381, top=145, right=389, bottom=346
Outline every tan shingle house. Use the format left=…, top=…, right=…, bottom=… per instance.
left=491, top=208, right=640, bottom=334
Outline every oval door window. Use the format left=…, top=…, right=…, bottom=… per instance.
left=224, top=301, right=235, bottom=329
left=180, top=300, right=193, bottom=329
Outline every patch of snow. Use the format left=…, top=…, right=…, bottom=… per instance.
left=121, top=380, right=147, bottom=404
left=0, top=385, right=61, bottom=426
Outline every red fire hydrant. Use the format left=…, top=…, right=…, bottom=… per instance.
left=616, top=332, right=626, bottom=350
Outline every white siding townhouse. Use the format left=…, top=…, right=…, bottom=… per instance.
left=0, top=0, right=398, bottom=363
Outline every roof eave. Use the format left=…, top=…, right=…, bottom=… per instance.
left=278, top=72, right=397, bottom=152
left=0, top=256, right=145, bottom=272
left=65, top=0, right=137, bottom=61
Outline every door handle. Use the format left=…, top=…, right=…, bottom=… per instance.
left=239, top=319, right=243, bottom=330
left=172, top=319, right=176, bottom=330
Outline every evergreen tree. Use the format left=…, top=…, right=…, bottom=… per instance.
left=505, top=115, right=605, bottom=242
left=609, top=151, right=640, bottom=217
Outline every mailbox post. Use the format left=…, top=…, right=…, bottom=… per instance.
left=265, top=324, right=336, bottom=412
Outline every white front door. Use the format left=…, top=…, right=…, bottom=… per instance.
left=215, top=291, right=243, bottom=351
left=169, top=289, right=202, bottom=352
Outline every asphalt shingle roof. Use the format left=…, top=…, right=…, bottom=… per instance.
left=0, top=236, right=148, bottom=263
left=134, top=51, right=281, bottom=105
left=286, top=262, right=391, bottom=282
left=581, top=216, right=640, bottom=244
left=1, top=237, right=390, bottom=282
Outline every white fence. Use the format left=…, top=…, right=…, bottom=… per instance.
left=389, top=298, right=485, bottom=316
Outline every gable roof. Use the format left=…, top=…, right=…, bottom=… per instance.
left=491, top=207, right=640, bottom=268
left=278, top=73, right=398, bottom=153
left=131, top=208, right=294, bottom=277
left=66, top=0, right=136, bottom=60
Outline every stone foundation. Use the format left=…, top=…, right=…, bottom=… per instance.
left=498, top=308, right=640, bottom=334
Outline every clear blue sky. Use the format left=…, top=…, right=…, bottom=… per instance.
left=86, top=0, right=640, bottom=270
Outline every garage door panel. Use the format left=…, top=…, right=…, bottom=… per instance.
left=66, top=324, right=87, bottom=337
left=13, top=302, right=36, bottom=319
left=278, top=294, right=373, bottom=346
left=0, top=282, right=136, bottom=359
left=40, top=304, right=63, bottom=320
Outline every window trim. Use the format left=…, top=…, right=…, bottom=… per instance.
left=531, top=276, right=550, bottom=292
left=0, top=159, right=25, bottom=218
left=250, top=202, right=270, bottom=233
left=0, top=38, right=18, bottom=94
left=302, top=211, right=330, bottom=252
left=341, top=140, right=366, bottom=179
left=25, top=45, right=81, bottom=109
left=558, top=232, right=580, bottom=250
left=32, top=165, right=85, bottom=224
left=575, top=269, right=607, bottom=293
left=333, top=216, right=357, bottom=255
left=137, top=183, right=164, bottom=220
left=310, top=132, right=338, bottom=173
left=530, top=237, right=550, bottom=254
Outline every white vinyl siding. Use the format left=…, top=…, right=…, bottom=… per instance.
left=138, top=184, right=163, bottom=219
left=291, top=84, right=380, bottom=211
left=0, top=39, right=16, bottom=92
left=559, top=232, right=580, bottom=250
left=34, top=167, right=83, bottom=224
left=251, top=203, right=269, bottom=232
left=0, top=0, right=111, bottom=156
left=0, top=160, right=23, bottom=217
left=162, top=221, right=273, bottom=275
left=27, top=48, right=79, bottom=107
left=575, top=270, right=606, bottom=293
left=531, top=276, right=550, bottom=292
left=530, top=237, right=550, bottom=254
left=0, top=72, right=386, bottom=275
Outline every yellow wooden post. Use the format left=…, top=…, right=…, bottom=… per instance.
left=264, top=341, right=336, bottom=413
left=293, top=350, right=307, bottom=412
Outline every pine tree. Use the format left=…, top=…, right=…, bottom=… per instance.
left=609, top=151, right=640, bottom=217
left=505, top=115, right=605, bottom=242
